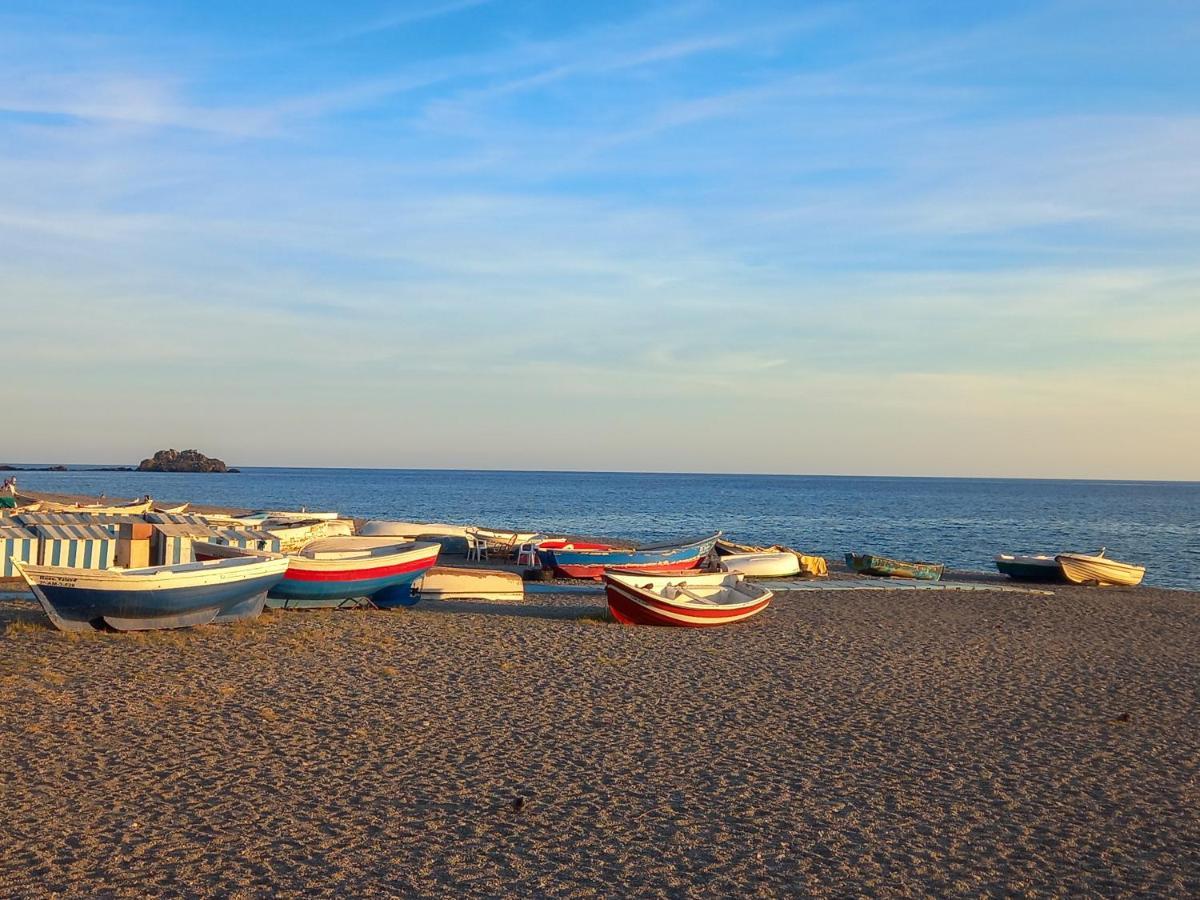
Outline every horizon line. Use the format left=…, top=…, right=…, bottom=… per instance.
left=6, top=462, right=1198, bottom=484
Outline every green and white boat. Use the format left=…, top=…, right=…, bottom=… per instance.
left=845, top=552, right=944, bottom=581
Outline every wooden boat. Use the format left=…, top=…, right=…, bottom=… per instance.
left=1056, top=550, right=1145, bottom=586
left=537, top=532, right=720, bottom=580
left=40, top=497, right=154, bottom=515
left=360, top=521, right=539, bottom=553
left=994, top=553, right=1067, bottom=583
left=12, top=554, right=288, bottom=632
left=719, top=550, right=801, bottom=578
left=204, top=537, right=441, bottom=609
left=360, top=520, right=473, bottom=539
left=716, top=538, right=828, bottom=576
left=845, top=552, right=944, bottom=581
left=415, top=566, right=525, bottom=601
left=603, top=570, right=773, bottom=627
left=259, top=518, right=354, bottom=553
left=154, top=502, right=190, bottom=514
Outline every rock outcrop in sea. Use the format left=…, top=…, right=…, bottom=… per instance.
left=137, top=449, right=235, bottom=473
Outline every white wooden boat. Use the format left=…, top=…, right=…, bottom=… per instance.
left=40, top=497, right=154, bottom=515
left=360, top=520, right=473, bottom=540
left=154, top=502, right=190, bottom=514
left=359, top=521, right=539, bottom=551
left=13, top=554, right=288, bottom=632
left=603, top=570, right=773, bottom=627
left=1056, top=551, right=1145, bottom=586
left=415, top=566, right=525, bottom=601
left=262, top=518, right=354, bottom=553
left=719, top=550, right=801, bottom=578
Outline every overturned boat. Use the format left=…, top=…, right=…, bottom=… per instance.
left=845, top=552, right=944, bottom=581
left=415, top=566, right=525, bottom=601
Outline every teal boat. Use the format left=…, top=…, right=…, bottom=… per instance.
left=845, top=552, right=944, bottom=581
left=994, top=553, right=1067, bottom=583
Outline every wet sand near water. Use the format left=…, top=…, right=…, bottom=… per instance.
left=1, top=585, right=1197, bottom=896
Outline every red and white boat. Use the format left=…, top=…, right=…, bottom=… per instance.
left=602, top=570, right=773, bottom=627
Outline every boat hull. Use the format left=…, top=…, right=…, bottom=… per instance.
left=18, top=566, right=284, bottom=632
left=416, top=566, right=525, bottom=601
left=845, top=553, right=944, bottom=581
left=1056, top=554, right=1145, bottom=587
left=720, top=551, right=801, bottom=578
left=267, top=547, right=440, bottom=609
left=994, top=555, right=1066, bottom=583
left=537, top=534, right=719, bottom=580
left=603, top=572, right=772, bottom=627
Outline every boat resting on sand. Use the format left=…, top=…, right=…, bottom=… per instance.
left=13, top=554, right=288, bottom=632
left=154, top=502, right=190, bottom=514
left=40, top=497, right=154, bottom=515
left=415, top=566, right=525, bottom=601
left=719, top=550, right=801, bottom=578
left=602, top=571, right=773, bottom=627
left=360, top=521, right=540, bottom=553
left=845, top=552, right=944, bottom=581
left=198, top=537, right=441, bottom=608
left=716, top=538, right=827, bottom=576
left=537, top=532, right=720, bottom=580
left=994, top=553, right=1068, bottom=583
left=1056, top=551, right=1145, bottom=586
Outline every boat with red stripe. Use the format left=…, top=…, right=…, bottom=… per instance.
left=602, top=570, right=773, bottom=627
left=197, top=537, right=440, bottom=609
left=536, top=532, right=720, bottom=580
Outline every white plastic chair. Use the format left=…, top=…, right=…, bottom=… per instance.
left=516, top=537, right=542, bottom=568
left=467, top=530, right=490, bottom=562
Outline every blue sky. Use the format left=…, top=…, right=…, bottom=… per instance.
left=3, top=1, right=1198, bottom=477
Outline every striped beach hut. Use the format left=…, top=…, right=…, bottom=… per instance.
left=151, top=522, right=219, bottom=566
left=0, top=525, right=38, bottom=578
left=17, top=512, right=143, bottom=537
left=32, top=523, right=115, bottom=569
left=146, top=512, right=216, bottom=527
left=209, top=528, right=283, bottom=554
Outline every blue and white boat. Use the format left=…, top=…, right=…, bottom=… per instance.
left=12, top=554, right=289, bottom=632
left=535, top=532, right=721, bottom=580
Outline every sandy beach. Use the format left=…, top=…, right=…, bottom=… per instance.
left=1, top=583, right=1197, bottom=896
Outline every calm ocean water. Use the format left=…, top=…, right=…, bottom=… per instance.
left=13, top=468, right=1200, bottom=589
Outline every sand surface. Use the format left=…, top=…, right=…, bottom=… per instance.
left=1, top=585, right=1197, bottom=897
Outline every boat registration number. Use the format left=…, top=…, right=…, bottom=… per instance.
left=38, top=574, right=79, bottom=588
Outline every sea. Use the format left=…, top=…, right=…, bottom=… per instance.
left=10, top=468, right=1199, bottom=590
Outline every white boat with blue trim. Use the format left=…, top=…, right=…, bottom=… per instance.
left=13, top=553, right=289, bottom=632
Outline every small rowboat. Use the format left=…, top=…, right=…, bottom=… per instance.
left=995, top=553, right=1068, bottom=583
left=1056, top=550, right=1145, bottom=586
left=415, top=566, right=525, bottom=601
left=13, top=554, right=288, bottom=632
left=845, top=552, right=944, bottom=581
left=266, top=537, right=440, bottom=609
left=537, top=532, right=721, bottom=580
left=154, top=502, right=190, bottom=514
left=602, top=571, right=773, bottom=627
left=719, top=550, right=801, bottom=578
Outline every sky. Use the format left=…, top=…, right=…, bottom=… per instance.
left=3, top=1, right=1198, bottom=478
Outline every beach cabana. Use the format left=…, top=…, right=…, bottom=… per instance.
left=151, top=522, right=219, bottom=566
left=31, top=523, right=115, bottom=569
left=17, top=512, right=143, bottom=536
left=209, top=527, right=283, bottom=554
left=0, top=525, right=38, bottom=578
